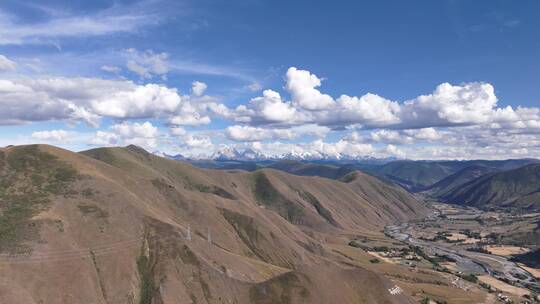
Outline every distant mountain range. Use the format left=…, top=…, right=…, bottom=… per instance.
left=169, top=151, right=538, bottom=189
left=423, top=165, right=498, bottom=198
left=153, top=147, right=398, bottom=163
left=436, top=163, right=540, bottom=210
left=360, top=159, right=540, bottom=192
left=155, top=149, right=540, bottom=211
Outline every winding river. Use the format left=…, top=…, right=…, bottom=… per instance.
left=385, top=220, right=540, bottom=292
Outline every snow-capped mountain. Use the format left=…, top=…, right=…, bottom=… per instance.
left=277, top=150, right=394, bottom=162
left=210, top=146, right=243, bottom=161
left=154, top=148, right=396, bottom=163
left=239, top=148, right=268, bottom=161
left=152, top=151, right=186, bottom=160
left=210, top=147, right=268, bottom=161
left=279, top=150, right=323, bottom=160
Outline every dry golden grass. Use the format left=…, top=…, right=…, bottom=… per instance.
left=478, top=275, right=529, bottom=297
left=0, top=145, right=434, bottom=304
left=518, top=263, right=540, bottom=279
left=400, top=280, right=488, bottom=304
left=440, top=262, right=458, bottom=272
left=447, top=233, right=479, bottom=244
left=327, top=243, right=490, bottom=304
left=484, top=245, right=529, bottom=256
left=367, top=251, right=399, bottom=264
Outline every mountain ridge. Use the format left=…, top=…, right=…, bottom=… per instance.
left=0, top=144, right=428, bottom=304
left=423, top=165, right=500, bottom=199
left=438, top=163, right=540, bottom=210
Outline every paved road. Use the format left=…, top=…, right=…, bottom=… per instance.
left=385, top=223, right=485, bottom=274
left=385, top=221, right=540, bottom=292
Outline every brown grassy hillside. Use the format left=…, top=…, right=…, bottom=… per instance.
left=0, top=144, right=439, bottom=304
left=440, top=164, right=540, bottom=210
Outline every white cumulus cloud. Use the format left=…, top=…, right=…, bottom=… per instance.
left=191, top=81, right=207, bottom=97
left=125, top=49, right=169, bottom=79
left=0, top=76, right=220, bottom=128
left=31, top=129, right=71, bottom=141
left=286, top=67, right=334, bottom=110
left=91, top=121, right=159, bottom=149
left=234, top=90, right=297, bottom=124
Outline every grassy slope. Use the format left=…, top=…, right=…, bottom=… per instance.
left=0, top=144, right=435, bottom=304
left=0, top=145, right=78, bottom=254
left=361, top=159, right=539, bottom=193
left=364, top=161, right=457, bottom=191
left=267, top=160, right=354, bottom=180
left=424, top=165, right=498, bottom=199
left=441, top=164, right=540, bottom=210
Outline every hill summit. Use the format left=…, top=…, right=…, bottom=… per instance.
left=0, top=144, right=429, bottom=303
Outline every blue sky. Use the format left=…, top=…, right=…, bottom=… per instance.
left=0, top=0, right=539, bottom=159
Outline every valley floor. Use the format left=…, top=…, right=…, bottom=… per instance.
left=383, top=202, right=540, bottom=303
